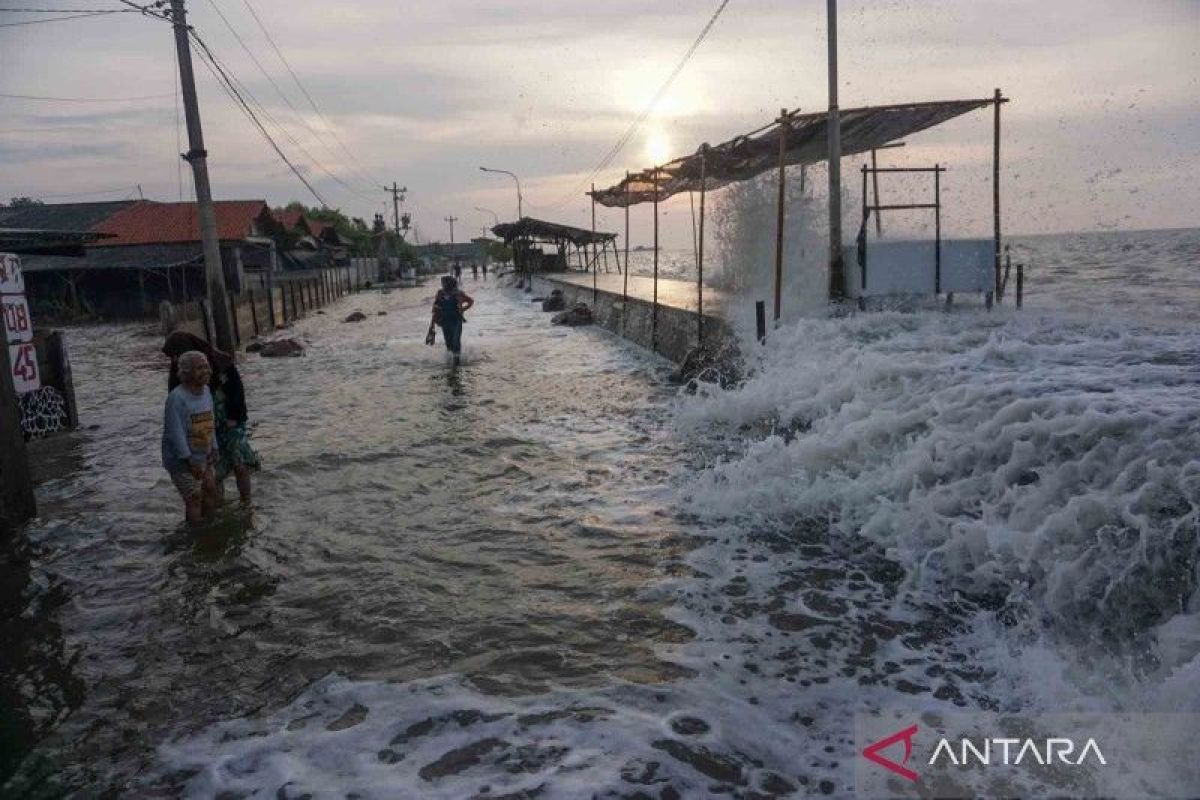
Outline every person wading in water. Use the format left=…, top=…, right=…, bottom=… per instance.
left=426, top=275, right=474, bottom=365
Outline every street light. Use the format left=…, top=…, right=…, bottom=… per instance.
left=479, top=166, right=523, bottom=219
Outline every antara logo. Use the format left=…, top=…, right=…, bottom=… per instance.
left=862, top=724, right=1107, bottom=783
left=862, top=724, right=920, bottom=782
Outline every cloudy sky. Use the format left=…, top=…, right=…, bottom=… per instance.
left=1, top=0, right=1197, bottom=246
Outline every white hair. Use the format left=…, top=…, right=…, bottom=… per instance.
left=177, top=350, right=210, bottom=380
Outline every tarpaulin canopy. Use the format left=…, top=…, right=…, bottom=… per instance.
left=492, top=216, right=617, bottom=247
left=589, top=97, right=997, bottom=208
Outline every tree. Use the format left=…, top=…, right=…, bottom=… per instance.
left=4, top=197, right=43, bottom=208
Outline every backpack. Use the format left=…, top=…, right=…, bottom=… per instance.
left=436, top=290, right=461, bottom=325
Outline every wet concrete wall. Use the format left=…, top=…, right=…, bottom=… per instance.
left=529, top=274, right=731, bottom=364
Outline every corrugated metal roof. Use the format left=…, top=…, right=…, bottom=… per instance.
left=0, top=200, right=137, bottom=232
left=590, top=97, right=999, bottom=207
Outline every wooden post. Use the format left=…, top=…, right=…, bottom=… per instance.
left=228, top=291, right=240, bottom=345
left=265, top=248, right=276, bottom=328
left=755, top=300, right=767, bottom=344
left=992, top=87, right=1003, bottom=305
left=248, top=287, right=259, bottom=335
left=652, top=167, right=660, bottom=353
left=1001, top=244, right=1012, bottom=301
left=934, top=163, right=942, bottom=295
left=298, top=281, right=306, bottom=313
left=774, top=109, right=788, bottom=322
left=697, top=145, right=707, bottom=347
left=871, top=148, right=882, bottom=238
left=623, top=171, right=630, bottom=334
left=590, top=183, right=598, bottom=276
left=45, top=331, right=79, bottom=430
left=861, top=164, right=869, bottom=293
left=0, top=337, right=36, bottom=531
left=1016, top=263, right=1024, bottom=308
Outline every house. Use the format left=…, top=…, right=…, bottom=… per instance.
left=268, top=209, right=353, bottom=268
left=15, top=200, right=273, bottom=319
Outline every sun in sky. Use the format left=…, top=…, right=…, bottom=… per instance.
left=644, top=127, right=674, bottom=167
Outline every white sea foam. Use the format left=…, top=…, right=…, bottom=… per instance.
left=675, top=306, right=1200, bottom=711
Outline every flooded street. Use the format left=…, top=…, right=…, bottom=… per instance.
left=6, top=282, right=701, bottom=794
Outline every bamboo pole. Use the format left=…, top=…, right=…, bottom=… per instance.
left=991, top=87, right=1003, bottom=308
left=652, top=167, right=660, bottom=353
left=774, top=109, right=788, bottom=322
left=697, top=145, right=707, bottom=347
left=623, top=172, right=630, bottom=334
left=871, top=148, right=882, bottom=238
left=934, top=163, right=942, bottom=294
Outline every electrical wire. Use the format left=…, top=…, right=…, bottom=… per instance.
left=200, top=0, right=376, bottom=200
left=0, top=10, right=125, bottom=26
left=237, top=0, right=377, bottom=189
left=536, top=0, right=733, bottom=212
left=0, top=90, right=175, bottom=101
left=188, top=28, right=327, bottom=206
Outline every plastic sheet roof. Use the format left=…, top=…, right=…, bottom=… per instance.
left=492, top=216, right=617, bottom=247
left=590, top=97, right=997, bottom=208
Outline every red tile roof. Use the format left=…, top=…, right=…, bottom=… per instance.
left=92, top=200, right=269, bottom=246
left=273, top=209, right=310, bottom=232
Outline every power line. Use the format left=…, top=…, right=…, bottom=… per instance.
left=538, top=0, right=733, bottom=212
left=0, top=90, right=175, bottom=102
left=187, top=25, right=363, bottom=205
left=0, top=10, right=127, bottom=26
left=199, top=0, right=376, bottom=200
left=0, top=5, right=138, bottom=10
left=236, top=0, right=378, bottom=189
left=188, top=28, right=327, bottom=206
left=24, top=185, right=140, bottom=198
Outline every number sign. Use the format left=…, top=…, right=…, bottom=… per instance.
left=9, top=342, right=39, bottom=393
left=3, top=294, right=33, bottom=344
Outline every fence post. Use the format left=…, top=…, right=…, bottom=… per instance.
left=755, top=300, right=767, bottom=344
left=1016, top=263, right=1024, bottom=309
left=247, top=287, right=259, bottom=335
left=46, top=331, right=79, bottom=430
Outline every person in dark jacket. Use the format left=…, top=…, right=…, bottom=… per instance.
left=163, top=332, right=260, bottom=504
left=426, top=275, right=474, bottom=365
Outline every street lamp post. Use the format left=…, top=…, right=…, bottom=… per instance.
left=474, top=206, right=500, bottom=228
left=479, top=167, right=523, bottom=219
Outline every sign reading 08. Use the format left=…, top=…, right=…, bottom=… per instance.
left=1, top=253, right=40, bottom=394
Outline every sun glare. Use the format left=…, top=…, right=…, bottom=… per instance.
left=645, top=128, right=673, bottom=166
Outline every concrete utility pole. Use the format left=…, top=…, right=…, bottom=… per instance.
left=387, top=183, right=407, bottom=239
left=169, top=0, right=234, bottom=353
left=826, top=0, right=845, bottom=300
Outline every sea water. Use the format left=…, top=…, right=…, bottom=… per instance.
left=4, top=228, right=1198, bottom=797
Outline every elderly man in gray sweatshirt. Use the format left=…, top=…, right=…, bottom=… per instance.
left=162, top=350, right=220, bottom=525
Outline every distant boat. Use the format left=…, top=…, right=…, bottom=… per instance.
left=631, top=245, right=659, bottom=252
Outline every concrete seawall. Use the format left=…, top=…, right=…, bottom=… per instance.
left=529, top=273, right=731, bottom=364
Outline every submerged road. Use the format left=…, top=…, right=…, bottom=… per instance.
left=5, top=282, right=704, bottom=793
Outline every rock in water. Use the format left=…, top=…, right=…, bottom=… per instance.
left=376, top=311, right=387, bottom=316
left=245, top=341, right=264, bottom=353
left=344, top=311, right=368, bottom=323
left=542, top=289, right=566, bottom=312
left=551, top=302, right=593, bottom=326
left=671, top=339, right=742, bottom=388
left=259, top=338, right=305, bottom=358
